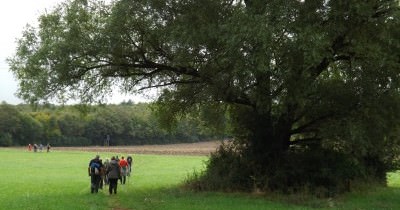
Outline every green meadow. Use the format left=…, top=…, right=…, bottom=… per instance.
left=1, top=148, right=400, bottom=210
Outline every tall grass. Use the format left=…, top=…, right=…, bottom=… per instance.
left=1, top=148, right=400, bottom=210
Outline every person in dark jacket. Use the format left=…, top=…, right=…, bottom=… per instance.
left=107, top=156, right=121, bottom=194
left=46, top=143, right=51, bottom=152
left=88, top=155, right=103, bottom=193
left=103, top=159, right=110, bottom=185
left=127, top=155, right=133, bottom=175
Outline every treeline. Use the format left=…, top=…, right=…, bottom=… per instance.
left=0, top=101, right=227, bottom=146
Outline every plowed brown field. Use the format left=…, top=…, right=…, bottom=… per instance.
left=54, top=141, right=223, bottom=156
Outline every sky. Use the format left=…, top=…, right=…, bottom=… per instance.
left=0, top=0, right=151, bottom=104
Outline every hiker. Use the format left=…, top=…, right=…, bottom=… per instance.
left=103, top=158, right=110, bottom=185
left=88, top=155, right=103, bottom=193
left=46, top=143, right=51, bottom=152
left=98, top=159, right=105, bottom=190
left=127, top=155, right=133, bottom=176
left=115, top=156, right=122, bottom=183
left=119, top=156, right=129, bottom=184
left=107, top=156, right=121, bottom=195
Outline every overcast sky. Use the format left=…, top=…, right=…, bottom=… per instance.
left=0, top=0, right=150, bottom=104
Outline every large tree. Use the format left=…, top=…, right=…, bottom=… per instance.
left=8, top=0, right=400, bottom=192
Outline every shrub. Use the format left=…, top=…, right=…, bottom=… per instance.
left=0, top=133, right=13, bottom=147
left=185, top=142, right=254, bottom=192
left=186, top=142, right=385, bottom=197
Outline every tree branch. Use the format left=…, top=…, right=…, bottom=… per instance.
left=137, top=80, right=202, bottom=91
left=289, top=137, right=322, bottom=146
left=290, top=112, right=334, bottom=135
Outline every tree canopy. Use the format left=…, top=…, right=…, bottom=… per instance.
left=8, top=0, right=400, bottom=194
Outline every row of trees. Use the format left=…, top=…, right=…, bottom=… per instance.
left=0, top=102, right=227, bottom=147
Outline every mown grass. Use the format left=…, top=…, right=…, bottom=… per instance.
left=1, top=148, right=400, bottom=210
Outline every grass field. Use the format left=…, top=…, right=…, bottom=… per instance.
left=1, top=148, right=400, bottom=210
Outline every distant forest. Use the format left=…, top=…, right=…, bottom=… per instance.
left=0, top=101, right=229, bottom=146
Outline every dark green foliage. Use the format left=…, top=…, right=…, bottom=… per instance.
left=0, top=133, right=13, bottom=147
left=188, top=142, right=388, bottom=197
left=0, top=104, right=42, bottom=146
left=0, top=102, right=224, bottom=146
left=186, top=142, right=253, bottom=192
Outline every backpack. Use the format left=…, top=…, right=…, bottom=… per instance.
left=90, top=162, right=100, bottom=175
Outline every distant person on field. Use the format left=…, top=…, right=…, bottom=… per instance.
left=107, top=156, right=121, bottom=195
left=119, top=156, right=129, bottom=184
left=28, top=144, right=32, bottom=151
left=88, top=155, right=103, bottom=193
left=33, top=144, right=38, bottom=152
left=46, top=143, right=51, bottom=152
left=39, top=144, right=43, bottom=152
left=127, top=155, right=133, bottom=176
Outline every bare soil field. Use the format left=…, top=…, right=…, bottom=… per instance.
left=54, top=141, right=223, bottom=156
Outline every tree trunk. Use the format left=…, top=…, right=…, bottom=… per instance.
left=247, top=112, right=292, bottom=165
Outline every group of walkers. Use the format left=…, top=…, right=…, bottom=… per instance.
left=88, top=154, right=133, bottom=194
left=28, top=143, right=51, bottom=152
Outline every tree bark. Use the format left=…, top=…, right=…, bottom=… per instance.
left=247, top=112, right=292, bottom=165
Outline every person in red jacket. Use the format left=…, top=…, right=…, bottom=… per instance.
left=119, top=156, right=129, bottom=184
